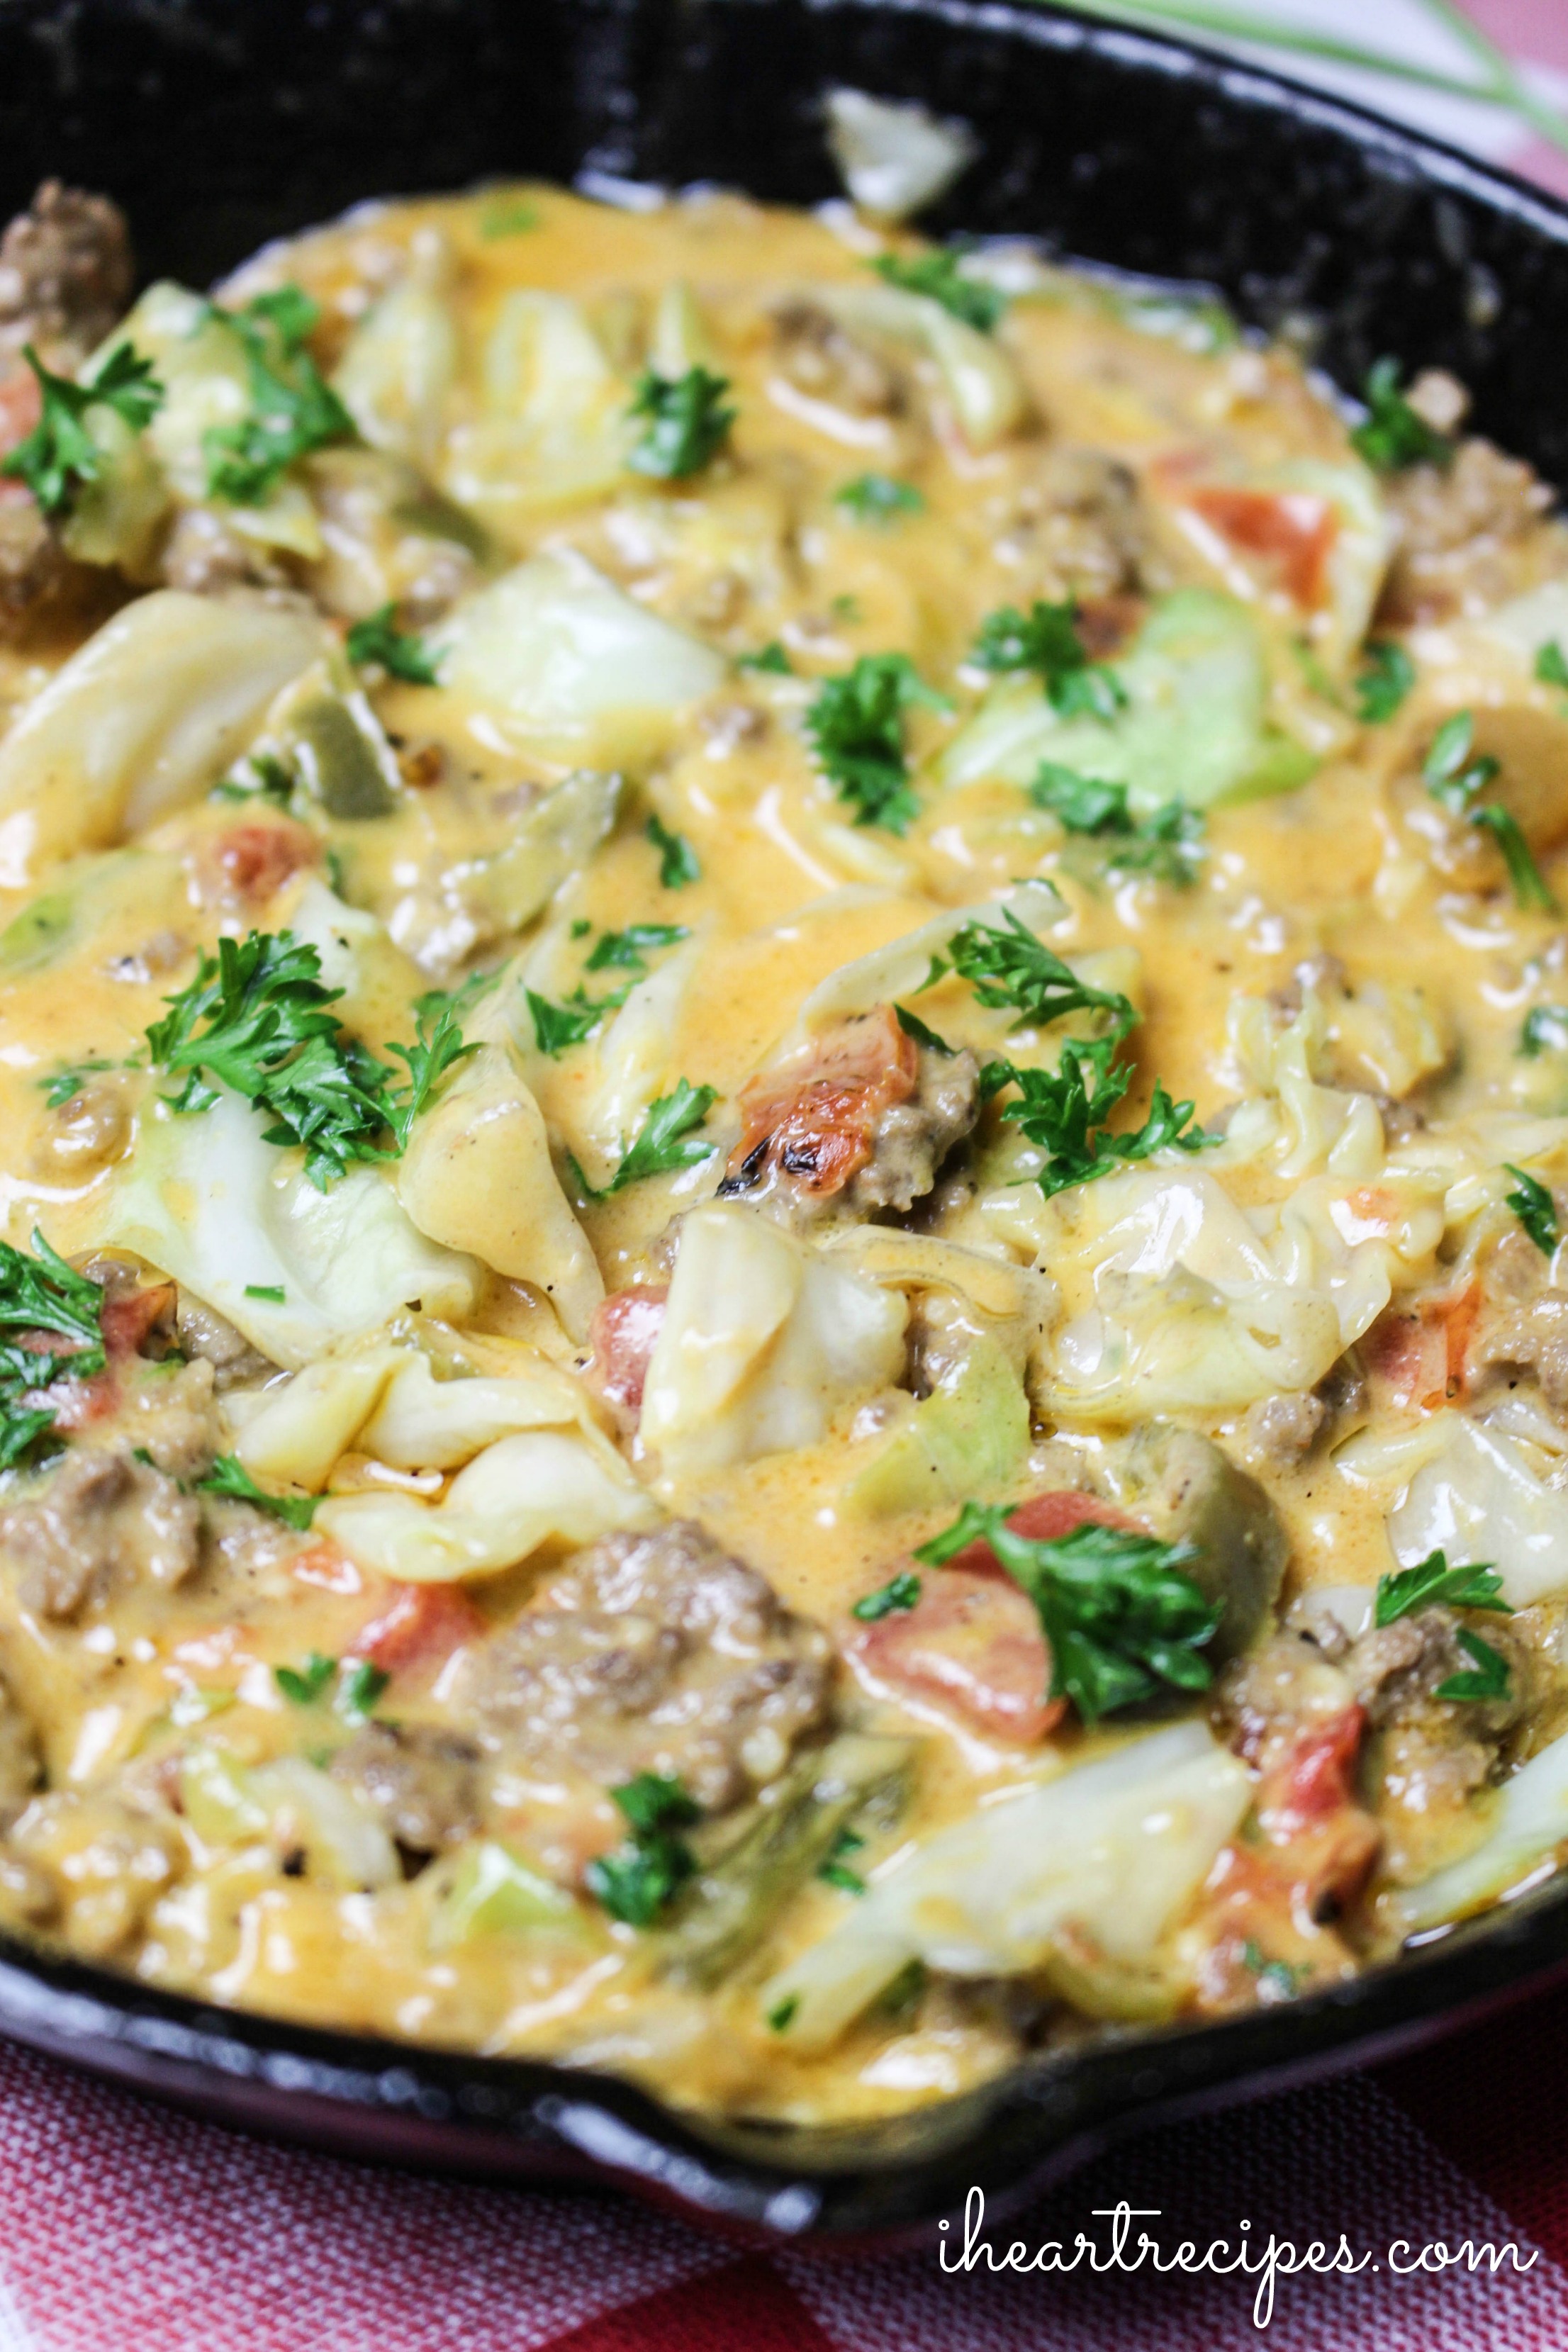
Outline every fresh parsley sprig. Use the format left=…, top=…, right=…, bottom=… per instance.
left=1374, top=1549, right=1511, bottom=1627
left=1522, top=1006, right=1568, bottom=1058
left=1351, top=359, right=1452, bottom=474
left=871, top=249, right=1004, bottom=333
left=1029, top=765, right=1204, bottom=887
left=804, top=652, right=950, bottom=834
left=851, top=1570, right=922, bottom=1622
left=202, top=286, right=354, bottom=506
left=1504, top=1163, right=1559, bottom=1256
left=971, top=600, right=1126, bottom=722
left=0, top=1231, right=104, bottom=1469
left=583, top=923, right=689, bottom=976
left=834, top=472, right=924, bottom=524
left=527, top=986, right=626, bottom=1058
left=1538, top=640, right=1568, bottom=693
left=145, top=933, right=486, bottom=1188
left=1355, top=640, right=1417, bottom=724
left=345, top=603, right=442, bottom=686
left=627, top=366, right=734, bottom=479
left=586, top=1773, right=700, bottom=1927
left=1, top=340, right=164, bottom=517
left=1436, top=1628, right=1513, bottom=1705
left=570, top=1079, right=717, bottom=1200
left=943, top=909, right=1136, bottom=1036
left=915, top=1504, right=1219, bottom=1724
left=200, top=1453, right=318, bottom=1530
left=993, top=1036, right=1211, bottom=1199
left=646, top=812, right=700, bottom=887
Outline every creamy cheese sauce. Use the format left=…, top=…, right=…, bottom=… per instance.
left=0, top=172, right=1566, bottom=2124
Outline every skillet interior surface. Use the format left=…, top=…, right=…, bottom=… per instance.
left=0, top=0, right=1567, bottom=2244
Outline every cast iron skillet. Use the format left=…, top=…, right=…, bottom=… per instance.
left=2, top=0, right=1568, bottom=2248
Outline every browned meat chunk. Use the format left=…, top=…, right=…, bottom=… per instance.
left=453, top=1519, right=833, bottom=1812
left=720, top=1006, right=979, bottom=1226
left=0, top=181, right=133, bottom=370
left=771, top=301, right=902, bottom=417
left=1380, top=437, right=1557, bottom=623
left=174, top=1294, right=276, bottom=1392
left=1459, top=1222, right=1568, bottom=1413
left=330, top=1721, right=482, bottom=1854
left=0, top=1667, right=40, bottom=1828
left=1241, top=1390, right=1327, bottom=1468
left=0, top=1445, right=202, bottom=1618
left=989, top=447, right=1151, bottom=601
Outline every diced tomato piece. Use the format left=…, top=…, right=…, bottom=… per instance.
left=723, top=1006, right=917, bottom=1202
left=1364, top=1282, right=1479, bottom=1410
left=851, top=1567, right=1064, bottom=1744
left=101, top=1282, right=176, bottom=1361
left=586, top=1286, right=668, bottom=1430
left=0, top=366, right=41, bottom=461
left=1254, top=1706, right=1380, bottom=1913
left=38, top=1369, right=118, bottom=1430
left=198, top=819, right=318, bottom=909
left=1187, top=486, right=1338, bottom=608
left=353, top=1581, right=486, bottom=1675
left=1189, top=1840, right=1358, bottom=2014
left=1073, top=594, right=1143, bottom=661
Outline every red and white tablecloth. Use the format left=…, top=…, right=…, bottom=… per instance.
left=9, top=4, right=1568, bottom=2345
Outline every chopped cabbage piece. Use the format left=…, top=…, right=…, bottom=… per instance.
left=442, top=292, right=637, bottom=531
left=315, top=1428, right=658, bottom=1582
left=760, top=1721, right=1250, bottom=2049
left=1386, top=1725, right=1568, bottom=1934
left=427, top=1839, right=584, bottom=1947
left=941, top=588, right=1316, bottom=812
left=235, top=1344, right=405, bottom=1490
left=359, top=1348, right=605, bottom=1472
left=425, top=551, right=725, bottom=767
left=640, top=1202, right=908, bottom=1478
left=464, top=769, right=622, bottom=938
left=395, top=1043, right=603, bottom=1341
left=818, top=279, right=1024, bottom=450
left=0, top=592, right=326, bottom=885
left=824, top=89, right=976, bottom=220
left=846, top=1328, right=1029, bottom=1516
left=107, top=1087, right=478, bottom=1371
left=330, top=233, right=459, bottom=468
left=181, top=1745, right=399, bottom=1891
left=1387, top=1411, right=1568, bottom=1610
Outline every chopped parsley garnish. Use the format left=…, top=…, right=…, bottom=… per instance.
left=1350, top=359, right=1453, bottom=474
left=1472, top=807, right=1557, bottom=912
left=804, top=653, right=950, bottom=834
left=202, top=286, right=354, bottom=505
left=1, top=340, right=164, bottom=517
left=1241, top=1942, right=1309, bottom=1998
left=583, top=922, right=689, bottom=975
left=526, top=986, right=625, bottom=1058
left=767, top=1994, right=800, bottom=2032
left=345, top=603, right=442, bottom=686
left=1537, top=639, right=1568, bottom=692
left=1523, top=1006, right=1568, bottom=1058
left=851, top=1569, right=922, bottom=1622
left=586, top=1773, right=700, bottom=1927
left=871, top=249, right=1004, bottom=333
left=971, top=600, right=1126, bottom=722
left=1423, top=711, right=1556, bottom=911
left=916, top=1505, right=1220, bottom=1723
left=834, top=472, right=925, bottom=525
left=993, top=1036, right=1211, bottom=1199
left=1435, top=1628, right=1513, bottom=1705
left=145, top=934, right=486, bottom=1188
left=1505, top=1163, right=1559, bottom=1256
left=213, top=752, right=298, bottom=807
left=892, top=1004, right=953, bottom=1055
left=569, top=1079, right=718, bottom=1199
left=817, top=1827, right=867, bottom=1895
left=1374, top=1549, right=1511, bottom=1628
left=1355, top=640, right=1417, bottom=724
left=243, top=1283, right=286, bottom=1304
left=1029, top=764, right=1130, bottom=834
left=0, top=1231, right=105, bottom=1470
left=735, top=641, right=793, bottom=676
left=338, top=1660, right=389, bottom=1721
left=946, top=909, right=1136, bottom=1036
left=627, top=366, right=735, bottom=480
left=38, top=1058, right=115, bottom=1109
left=274, top=1651, right=336, bottom=1706
left=876, top=1957, right=928, bottom=2020
left=1029, top=767, right=1205, bottom=887
left=646, top=812, right=701, bottom=887
left=201, top=1455, right=318, bottom=1530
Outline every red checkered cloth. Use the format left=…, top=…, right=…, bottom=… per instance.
left=7, top=5, right=1568, bottom=2345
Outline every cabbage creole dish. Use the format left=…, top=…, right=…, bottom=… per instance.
left=0, top=105, right=1567, bottom=2129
